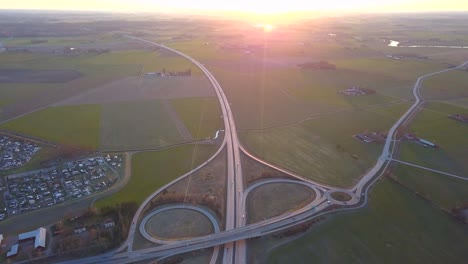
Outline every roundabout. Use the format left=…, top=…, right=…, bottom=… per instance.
left=325, top=189, right=358, bottom=205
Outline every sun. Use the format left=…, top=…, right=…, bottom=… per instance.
left=254, top=23, right=275, bottom=32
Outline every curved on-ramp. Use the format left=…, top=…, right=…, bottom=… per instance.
left=139, top=204, right=220, bottom=264
left=139, top=204, right=220, bottom=244
left=54, top=37, right=468, bottom=264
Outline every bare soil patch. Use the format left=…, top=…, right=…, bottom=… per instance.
left=0, top=69, right=82, bottom=83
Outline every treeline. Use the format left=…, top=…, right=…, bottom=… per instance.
left=52, top=202, right=138, bottom=255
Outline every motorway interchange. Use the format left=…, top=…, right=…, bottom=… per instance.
left=59, top=37, right=468, bottom=264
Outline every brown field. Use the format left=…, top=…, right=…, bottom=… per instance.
left=0, top=69, right=82, bottom=83
left=55, top=76, right=214, bottom=106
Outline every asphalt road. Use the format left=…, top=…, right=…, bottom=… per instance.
left=53, top=39, right=468, bottom=264
left=139, top=204, right=220, bottom=264
left=120, top=35, right=247, bottom=264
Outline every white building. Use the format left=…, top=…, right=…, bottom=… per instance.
left=6, top=244, right=18, bottom=258
left=18, top=227, right=46, bottom=249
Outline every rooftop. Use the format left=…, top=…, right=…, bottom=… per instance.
left=18, top=227, right=47, bottom=249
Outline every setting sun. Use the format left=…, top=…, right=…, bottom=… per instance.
left=255, top=23, right=275, bottom=32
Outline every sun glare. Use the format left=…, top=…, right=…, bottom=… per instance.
left=255, top=23, right=275, bottom=32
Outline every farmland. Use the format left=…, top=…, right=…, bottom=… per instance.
left=2, top=34, right=126, bottom=47
left=55, top=76, right=214, bottom=106
left=390, top=165, right=468, bottom=211
left=172, top=97, right=223, bottom=140
left=239, top=103, right=410, bottom=187
left=1, top=12, right=468, bottom=264
left=99, top=100, right=184, bottom=151
left=0, top=49, right=204, bottom=122
left=258, top=179, right=468, bottom=264
left=94, top=144, right=218, bottom=208
left=0, top=105, right=101, bottom=149
left=205, top=57, right=444, bottom=129
left=399, top=102, right=468, bottom=175
left=421, top=69, right=468, bottom=100
left=247, top=183, right=315, bottom=224
left=0, top=69, right=82, bottom=83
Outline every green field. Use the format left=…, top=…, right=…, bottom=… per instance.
left=100, top=100, right=184, bottom=151
left=166, top=35, right=446, bottom=130
left=391, top=165, right=468, bottom=210
left=290, top=58, right=445, bottom=102
left=391, top=102, right=468, bottom=211
left=82, top=50, right=202, bottom=75
left=206, top=56, right=443, bottom=129
left=172, top=97, right=223, bottom=139
left=421, top=69, right=468, bottom=100
left=446, top=97, right=468, bottom=108
left=0, top=49, right=203, bottom=122
left=94, top=144, right=218, bottom=208
left=1, top=97, right=219, bottom=152
left=399, top=102, right=468, bottom=175
left=0, top=105, right=101, bottom=149
left=259, top=179, right=468, bottom=264
left=3, top=34, right=124, bottom=46
left=239, top=103, right=410, bottom=187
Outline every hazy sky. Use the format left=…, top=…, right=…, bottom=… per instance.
left=1, top=0, right=467, bottom=14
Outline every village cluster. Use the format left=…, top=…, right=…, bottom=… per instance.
left=144, top=68, right=192, bottom=77
left=353, top=113, right=467, bottom=148
left=339, top=86, right=376, bottom=96
left=0, top=135, right=41, bottom=171
left=0, top=155, right=122, bottom=222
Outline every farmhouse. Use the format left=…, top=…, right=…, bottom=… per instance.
left=18, top=227, right=47, bottom=249
left=354, top=132, right=386, bottom=143
left=355, top=134, right=372, bottom=143
left=6, top=244, right=18, bottom=258
left=418, top=138, right=437, bottom=148
left=340, top=86, right=375, bottom=96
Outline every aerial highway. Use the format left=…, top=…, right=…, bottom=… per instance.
left=57, top=35, right=468, bottom=264
left=122, top=35, right=246, bottom=264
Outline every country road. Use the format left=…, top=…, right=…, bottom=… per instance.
left=54, top=37, right=468, bottom=264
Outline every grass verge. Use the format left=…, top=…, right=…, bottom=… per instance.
left=94, top=144, right=218, bottom=208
